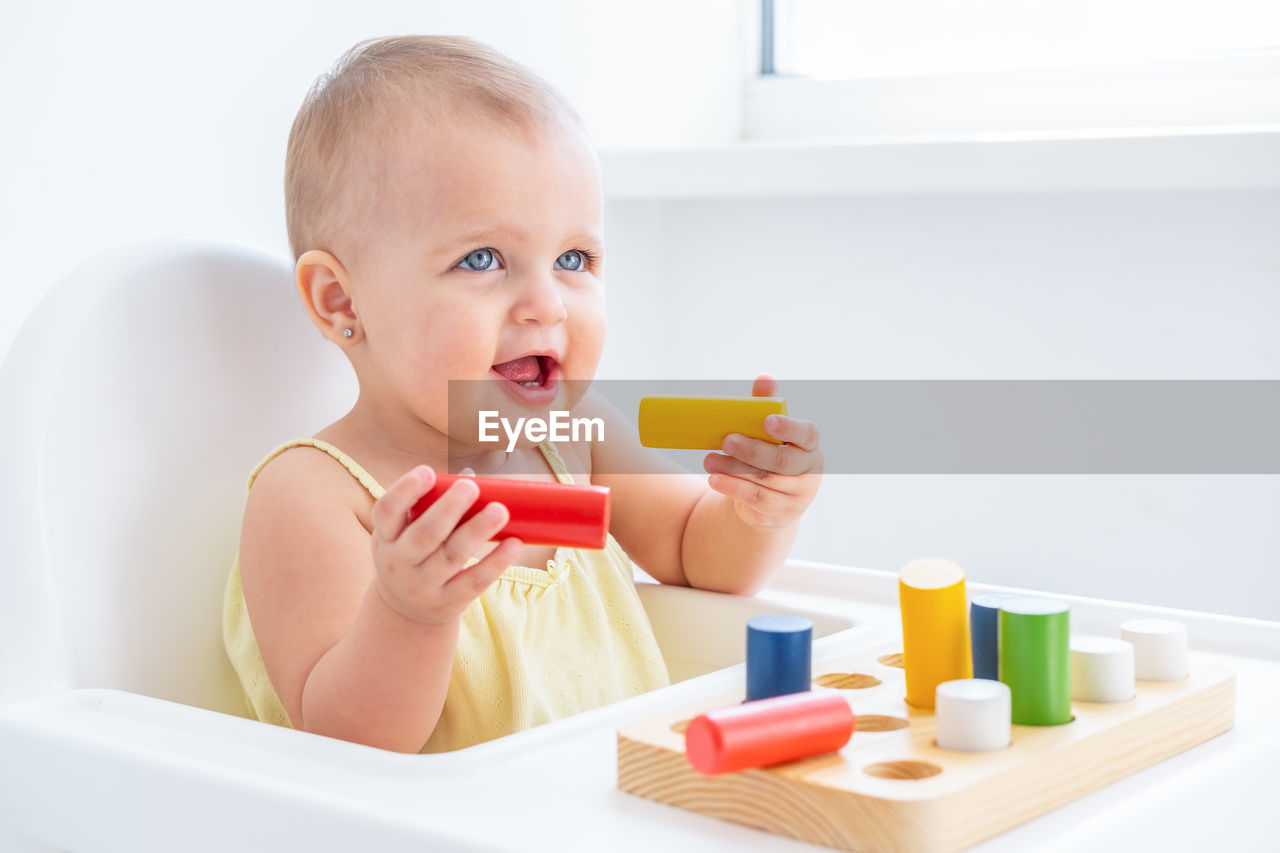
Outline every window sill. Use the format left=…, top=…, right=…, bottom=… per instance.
left=599, top=125, right=1280, bottom=200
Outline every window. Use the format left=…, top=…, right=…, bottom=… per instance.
left=751, top=0, right=1280, bottom=140
left=769, top=0, right=1280, bottom=79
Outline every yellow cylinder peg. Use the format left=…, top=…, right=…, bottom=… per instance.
left=638, top=396, right=787, bottom=450
left=899, top=558, right=973, bottom=709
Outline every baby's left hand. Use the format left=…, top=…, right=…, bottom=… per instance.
left=702, top=375, right=823, bottom=529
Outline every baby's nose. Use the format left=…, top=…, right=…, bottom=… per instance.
left=511, top=272, right=568, bottom=325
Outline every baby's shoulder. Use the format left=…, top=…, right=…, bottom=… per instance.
left=243, top=443, right=375, bottom=535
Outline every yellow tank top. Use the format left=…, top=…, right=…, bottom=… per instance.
left=222, top=439, right=670, bottom=753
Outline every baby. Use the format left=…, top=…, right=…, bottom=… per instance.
left=223, top=35, right=823, bottom=754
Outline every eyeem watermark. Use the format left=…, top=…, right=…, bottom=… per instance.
left=478, top=410, right=605, bottom=452
left=452, top=379, right=1280, bottom=474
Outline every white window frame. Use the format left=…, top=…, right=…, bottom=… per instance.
left=746, top=49, right=1280, bottom=142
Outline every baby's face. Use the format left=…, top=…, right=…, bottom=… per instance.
left=345, top=110, right=606, bottom=446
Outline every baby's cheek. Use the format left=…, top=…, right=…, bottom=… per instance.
left=569, top=328, right=605, bottom=381
left=572, top=294, right=607, bottom=351
left=423, top=308, right=495, bottom=369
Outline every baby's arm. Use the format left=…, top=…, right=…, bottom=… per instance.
left=238, top=451, right=519, bottom=752
left=589, top=376, right=822, bottom=595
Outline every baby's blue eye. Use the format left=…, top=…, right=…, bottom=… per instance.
left=556, top=250, right=584, bottom=271
left=459, top=249, right=501, bottom=271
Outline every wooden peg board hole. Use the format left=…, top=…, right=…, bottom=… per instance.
left=618, top=640, right=1234, bottom=853
left=856, top=714, right=910, bottom=732
left=864, top=760, right=943, bottom=780
left=815, top=672, right=882, bottom=690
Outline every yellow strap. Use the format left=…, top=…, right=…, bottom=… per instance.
left=536, top=440, right=576, bottom=486
left=247, top=438, right=385, bottom=498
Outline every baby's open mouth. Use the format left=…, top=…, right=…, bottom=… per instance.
left=491, top=354, right=555, bottom=388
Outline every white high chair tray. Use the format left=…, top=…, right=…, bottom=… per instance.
left=2, top=561, right=1277, bottom=853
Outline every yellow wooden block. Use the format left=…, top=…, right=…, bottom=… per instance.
left=899, top=558, right=973, bottom=709
left=638, top=396, right=787, bottom=450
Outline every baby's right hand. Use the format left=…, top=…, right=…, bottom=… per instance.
left=370, top=466, right=521, bottom=627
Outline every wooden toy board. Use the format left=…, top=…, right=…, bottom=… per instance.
left=617, top=641, right=1235, bottom=853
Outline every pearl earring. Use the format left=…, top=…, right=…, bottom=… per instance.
left=342, top=329, right=353, bottom=338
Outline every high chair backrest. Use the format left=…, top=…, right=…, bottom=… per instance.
left=0, top=242, right=355, bottom=714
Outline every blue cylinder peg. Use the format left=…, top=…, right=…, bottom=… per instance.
left=970, top=593, right=1021, bottom=681
left=746, top=614, right=813, bottom=701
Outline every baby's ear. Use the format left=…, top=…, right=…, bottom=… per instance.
left=296, top=250, right=360, bottom=345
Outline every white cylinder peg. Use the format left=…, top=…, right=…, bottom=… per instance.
left=934, top=679, right=1011, bottom=751
left=1070, top=636, right=1135, bottom=702
left=1121, top=619, right=1189, bottom=681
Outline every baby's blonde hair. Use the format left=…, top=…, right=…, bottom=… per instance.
left=285, top=35, right=582, bottom=260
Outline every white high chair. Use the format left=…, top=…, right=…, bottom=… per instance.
left=0, top=241, right=355, bottom=718
left=0, top=241, right=860, bottom=852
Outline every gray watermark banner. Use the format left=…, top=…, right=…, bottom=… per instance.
left=446, top=380, right=1280, bottom=475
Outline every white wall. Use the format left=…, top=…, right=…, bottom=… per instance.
left=0, top=0, right=748, bottom=363
left=603, top=193, right=1280, bottom=620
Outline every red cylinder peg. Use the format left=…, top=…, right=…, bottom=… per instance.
left=407, top=473, right=610, bottom=549
left=685, top=692, right=855, bottom=776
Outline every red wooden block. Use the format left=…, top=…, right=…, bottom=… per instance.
left=685, top=692, right=856, bottom=776
left=408, top=473, right=611, bottom=549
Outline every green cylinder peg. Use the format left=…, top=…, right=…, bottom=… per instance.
left=999, top=598, right=1072, bottom=726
